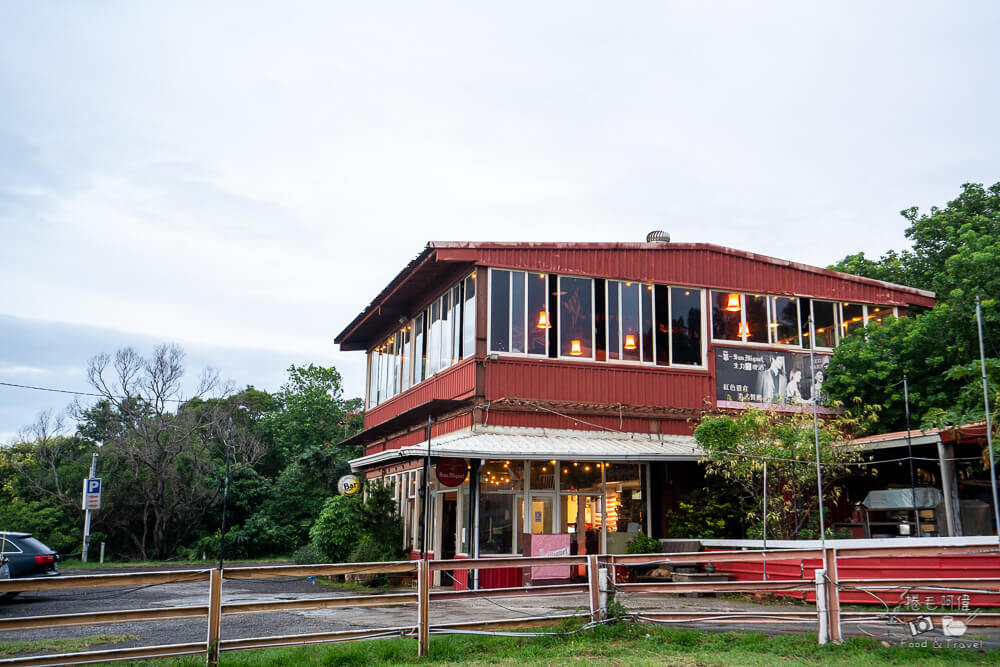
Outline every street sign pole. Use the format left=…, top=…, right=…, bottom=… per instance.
left=82, top=453, right=98, bottom=563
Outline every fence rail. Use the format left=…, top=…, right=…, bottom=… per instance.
left=1, top=543, right=999, bottom=665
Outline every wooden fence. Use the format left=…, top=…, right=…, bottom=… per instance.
left=1, top=543, right=999, bottom=665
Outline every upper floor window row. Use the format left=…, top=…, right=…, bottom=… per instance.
left=488, top=269, right=705, bottom=367
left=710, top=291, right=896, bottom=350
left=367, top=273, right=476, bottom=409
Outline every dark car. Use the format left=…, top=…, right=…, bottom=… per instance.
left=1, top=532, right=60, bottom=598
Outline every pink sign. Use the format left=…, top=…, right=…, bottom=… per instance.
left=528, top=533, right=572, bottom=580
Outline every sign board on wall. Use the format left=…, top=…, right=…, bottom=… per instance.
left=715, top=347, right=835, bottom=413
left=435, top=458, right=468, bottom=487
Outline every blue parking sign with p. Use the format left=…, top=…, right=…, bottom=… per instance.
left=87, top=479, right=101, bottom=494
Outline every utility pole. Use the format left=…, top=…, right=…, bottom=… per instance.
left=82, top=452, right=98, bottom=563
left=976, top=296, right=1000, bottom=548
left=902, top=373, right=920, bottom=535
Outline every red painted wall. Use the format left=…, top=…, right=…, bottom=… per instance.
left=485, top=357, right=710, bottom=410
left=364, top=359, right=477, bottom=429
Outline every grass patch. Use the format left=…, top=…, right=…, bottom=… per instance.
left=95, top=622, right=998, bottom=666
left=0, top=634, right=136, bottom=658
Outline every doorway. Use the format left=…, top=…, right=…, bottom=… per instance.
left=440, top=492, right=458, bottom=586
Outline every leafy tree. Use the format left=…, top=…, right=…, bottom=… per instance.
left=78, top=345, right=229, bottom=559
left=694, top=409, right=870, bottom=540
left=827, top=182, right=1000, bottom=432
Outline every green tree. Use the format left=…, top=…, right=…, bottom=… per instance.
left=827, top=182, right=1000, bottom=432
left=693, top=409, right=869, bottom=540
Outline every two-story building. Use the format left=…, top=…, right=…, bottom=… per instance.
left=334, top=237, right=935, bottom=586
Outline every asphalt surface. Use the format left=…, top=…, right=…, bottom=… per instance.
left=3, top=565, right=1000, bottom=659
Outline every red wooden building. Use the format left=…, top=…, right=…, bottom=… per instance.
left=335, top=238, right=934, bottom=586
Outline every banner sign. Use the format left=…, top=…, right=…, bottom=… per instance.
left=715, top=347, right=835, bottom=413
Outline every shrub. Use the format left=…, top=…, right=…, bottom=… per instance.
left=309, top=494, right=362, bottom=563
left=626, top=532, right=662, bottom=554
left=292, top=543, right=325, bottom=565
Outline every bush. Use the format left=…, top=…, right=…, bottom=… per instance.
left=626, top=532, right=662, bottom=554
left=309, top=494, right=363, bottom=563
left=292, top=543, right=325, bottom=565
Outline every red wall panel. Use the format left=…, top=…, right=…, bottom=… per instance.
left=485, top=358, right=710, bottom=410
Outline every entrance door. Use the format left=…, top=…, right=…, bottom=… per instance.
left=440, top=493, right=458, bottom=586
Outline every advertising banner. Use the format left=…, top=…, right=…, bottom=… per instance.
left=715, top=347, right=835, bottom=413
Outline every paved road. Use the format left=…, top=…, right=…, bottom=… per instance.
left=3, top=566, right=999, bottom=659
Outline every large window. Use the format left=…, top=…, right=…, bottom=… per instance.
left=366, top=274, right=476, bottom=409
left=558, top=276, right=594, bottom=359
left=489, top=269, right=550, bottom=356
left=670, top=287, right=703, bottom=365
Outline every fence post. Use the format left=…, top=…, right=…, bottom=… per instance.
left=823, top=548, right=842, bottom=643
left=587, top=555, right=602, bottom=622
left=205, top=569, right=222, bottom=666
left=417, top=559, right=430, bottom=656
left=814, top=567, right=828, bottom=645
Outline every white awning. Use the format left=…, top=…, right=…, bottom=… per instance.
left=350, top=425, right=703, bottom=471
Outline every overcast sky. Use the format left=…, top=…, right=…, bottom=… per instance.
left=1, top=1, right=998, bottom=441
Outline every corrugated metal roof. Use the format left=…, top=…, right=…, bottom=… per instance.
left=349, top=425, right=702, bottom=470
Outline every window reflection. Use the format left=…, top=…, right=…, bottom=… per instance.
left=559, top=276, right=594, bottom=358
left=711, top=290, right=742, bottom=341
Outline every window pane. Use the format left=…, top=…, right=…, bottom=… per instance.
left=770, top=296, right=799, bottom=346
left=429, top=299, right=442, bottom=372
left=391, top=331, right=400, bottom=396
left=712, top=291, right=742, bottom=341
left=607, top=281, right=620, bottom=360
left=641, top=283, right=654, bottom=363
left=415, top=312, right=426, bottom=382
left=381, top=338, right=391, bottom=402
left=530, top=460, right=555, bottom=490
left=812, top=300, right=836, bottom=348
left=450, top=285, right=462, bottom=365
left=367, top=350, right=379, bottom=407
left=620, top=281, right=640, bottom=362
left=479, top=494, right=514, bottom=555
left=606, top=463, right=643, bottom=534
left=489, top=269, right=510, bottom=352
left=842, top=303, right=864, bottom=337
left=671, top=287, right=702, bottom=365
left=511, top=271, right=526, bottom=353
left=400, top=326, right=411, bottom=392
left=654, top=285, right=669, bottom=366
left=559, top=276, right=593, bottom=358
left=527, top=273, right=548, bottom=355
left=462, top=274, right=476, bottom=359
left=440, top=290, right=452, bottom=370
left=561, top=461, right=602, bottom=493
left=868, top=305, right=891, bottom=325
left=745, top=295, right=768, bottom=344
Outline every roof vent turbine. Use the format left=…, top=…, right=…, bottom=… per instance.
left=646, top=230, right=670, bottom=243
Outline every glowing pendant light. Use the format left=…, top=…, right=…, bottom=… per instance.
left=725, top=293, right=741, bottom=312
left=738, top=322, right=751, bottom=338
left=570, top=339, right=583, bottom=356
left=623, top=334, right=637, bottom=350
left=536, top=310, right=551, bottom=329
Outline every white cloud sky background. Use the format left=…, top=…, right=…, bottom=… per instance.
left=1, top=1, right=998, bottom=440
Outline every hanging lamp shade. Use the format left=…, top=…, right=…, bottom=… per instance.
left=623, top=334, right=637, bottom=350
left=738, top=322, right=750, bottom=338
left=569, top=339, right=583, bottom=356
left=725, top=293, right=741, bottom=312
left=536, top=310, right=551, bottom=329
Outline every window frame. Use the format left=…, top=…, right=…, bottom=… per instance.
left=556, top=274, right=596, bottom=361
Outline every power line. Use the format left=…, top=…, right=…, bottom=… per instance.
left=0, top=380, right=186, bottom=403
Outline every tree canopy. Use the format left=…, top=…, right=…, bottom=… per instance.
left=826, top=182, right=1000, bottom=433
